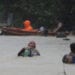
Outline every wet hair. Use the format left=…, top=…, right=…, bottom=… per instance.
left=70, top=43, right=75, bottom=53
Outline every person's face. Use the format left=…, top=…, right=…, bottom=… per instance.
left=28, top=42, right=35, bottom=49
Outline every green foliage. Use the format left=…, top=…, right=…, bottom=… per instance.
left=0, top=0, right=75, bottom=29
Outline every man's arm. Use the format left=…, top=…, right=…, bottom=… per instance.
left=17, top=48, right=25, bottom=56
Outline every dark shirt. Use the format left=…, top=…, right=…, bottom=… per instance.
left=62, top=54, right=75, bottom=64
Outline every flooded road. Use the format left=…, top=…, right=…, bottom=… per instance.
left=0, top=36, right=75, bottom=75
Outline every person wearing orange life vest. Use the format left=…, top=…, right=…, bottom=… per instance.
left=23, top=20, right=33, bottom=31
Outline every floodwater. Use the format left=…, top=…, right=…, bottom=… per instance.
left=0, top=35, right=75, bottom=75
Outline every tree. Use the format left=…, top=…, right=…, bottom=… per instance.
left=0, top=0, right=75, bottom=30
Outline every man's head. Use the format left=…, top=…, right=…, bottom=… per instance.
left=28, top=41, right=36, bottom=49
left=24, top=20, right=31, bottom=27
left=70, top=43, right=75, bottom=53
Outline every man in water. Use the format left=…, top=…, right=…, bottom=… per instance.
left=62, top=43, right=75, bottom=64
left=18, top=41, right=40, bottom=57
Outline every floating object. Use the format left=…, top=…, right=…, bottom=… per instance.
left=1, top=27, right=38, bottom=35
left=56, top=32, right=67, bottom=38
left=1, top=20, right=69, bottom=36
left=63, top=38, right=70, bottom=41
left=1, top=20, right=38, bottom=35
left=1, top=27, right=70, bottom=36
